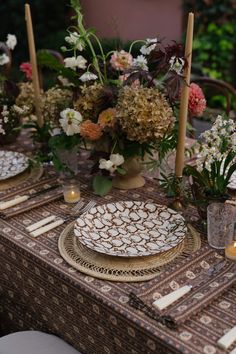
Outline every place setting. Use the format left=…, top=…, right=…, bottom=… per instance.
left=57, top=200, right=201, bottom=282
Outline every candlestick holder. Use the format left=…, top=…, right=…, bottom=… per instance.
left=62, top=178, right=81, bottom=204
left=169, top=176, right=185, bottom=211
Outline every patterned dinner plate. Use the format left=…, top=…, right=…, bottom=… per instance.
left=0, top=150, right=29, bottom=181
left=74, top=201, right=187, bottom=257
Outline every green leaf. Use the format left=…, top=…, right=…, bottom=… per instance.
left=92, top=175, right=112, bottom=196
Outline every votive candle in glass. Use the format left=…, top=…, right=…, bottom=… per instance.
left=62, top=179, right=80, bottom=203
left=225, top=241, right=236, bottom=261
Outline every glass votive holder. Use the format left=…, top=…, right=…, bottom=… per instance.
left=207, top=202, right=235, bottom=249
left=225, top=240, right=236, bottom=261
left=62, top=178, right=81, bottom=204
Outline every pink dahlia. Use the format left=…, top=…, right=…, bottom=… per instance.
left=20, top=62, right=32, bottom=80
left=188, top=83, right=206, bottom=117
left=110, top=50, right=133, bottom=71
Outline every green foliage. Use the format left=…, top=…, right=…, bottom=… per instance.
left=49, top=133, right=81, bottom=151
left=0, top=0, right=68, bottom=80
left=183, top=0, right=236, bottom=86
left=184, top=151, right=236, bottom=198
left=158, top=173, right=183, bottom=198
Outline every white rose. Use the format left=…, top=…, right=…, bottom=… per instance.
left=110, top=154, right=124, bottom=166
left=99, top=159, right=115, bottom=173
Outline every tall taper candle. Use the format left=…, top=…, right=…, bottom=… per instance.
left=25, top=3, right=43, bottom=128
left=175, top=13, right=194, bottom=177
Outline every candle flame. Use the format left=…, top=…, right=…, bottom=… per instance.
left=71, top=191, right=75, bottom=196
left=234, top=241, right=236, bottom=247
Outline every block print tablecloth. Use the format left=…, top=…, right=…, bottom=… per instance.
left=1, top=135, right=236, bottom=354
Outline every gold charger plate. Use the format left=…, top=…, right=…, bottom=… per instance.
left=58, top=223, right=201, bottom=282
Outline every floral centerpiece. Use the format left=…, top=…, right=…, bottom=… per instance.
left=40, top=0, right=184, bottom=194
left=0, top=34, right=23, bottom=144
left=32, top=0, right=206, bottom=195
left=184, top=114, right=236, bottom=217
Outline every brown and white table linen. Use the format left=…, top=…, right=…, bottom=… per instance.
left=1, top=136, right=236, bottom=354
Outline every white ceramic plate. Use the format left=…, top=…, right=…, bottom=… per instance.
left=0, top=150, right=29, bottom=181
left=74, top=201, right=187, bottom=257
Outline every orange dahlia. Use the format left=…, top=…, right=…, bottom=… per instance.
left=98, top=108, right=116, bottom=128
left=80, top=119, right=103, bottom=141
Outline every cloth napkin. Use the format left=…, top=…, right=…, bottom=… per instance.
left=0, top=176, right=62, bottom=218
left=131, top=245, right=236, bottom=325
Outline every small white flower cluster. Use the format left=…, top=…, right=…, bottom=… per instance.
left=63, top=31, right=98, bottom=83
left=65, top=32, right=84, bottom=51
left=0, top=34, right=17, bottom=66
left=59, top=108, right=83, bottom=136
left=129, top=38, right=158, bottom=72
left=140, top=38, right=157, bottom=55
left=132, top=55, right=148, bottom=71
left=64, top=55, right=87, bottom=71
left=99, top=154, right=124, bottom=173
left=0, top=105, right=10, bottom=135
left=196, top=115, right=236, bottom=172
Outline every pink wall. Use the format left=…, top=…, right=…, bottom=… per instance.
left=80, top=0, right=183, bottom=42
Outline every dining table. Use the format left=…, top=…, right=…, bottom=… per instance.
left=0, top=132, right=236, bottom=354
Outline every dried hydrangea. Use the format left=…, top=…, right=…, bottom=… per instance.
left=73, top=83, right=103, bottom=120
left=116, top=87, right=174, bottom=143
left=15, top=82, right=36, bottom=114
left=42, top=87, right=73, bottom=125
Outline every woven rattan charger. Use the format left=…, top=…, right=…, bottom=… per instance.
left=58, top=223, right=201, bottom=282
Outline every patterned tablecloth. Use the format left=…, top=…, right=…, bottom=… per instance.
left=0, top=135, right=236, bottom=354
